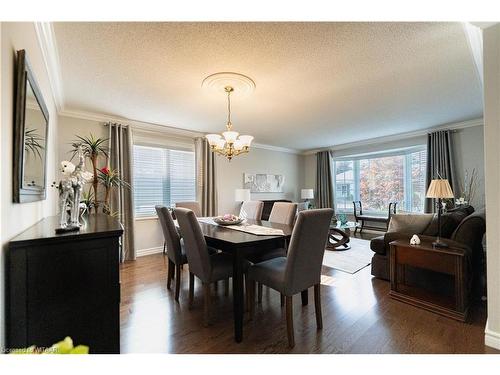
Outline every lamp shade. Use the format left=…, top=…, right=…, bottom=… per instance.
left=426, top=179, right=454, bottom=198
left=235, top=188, right=251, bottom=202
left=301, top=188, right=314, bottom=199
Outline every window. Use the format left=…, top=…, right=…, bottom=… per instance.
left=133, top=145, right=196, bottom=217
left=333, top=148, right=426, bottom=214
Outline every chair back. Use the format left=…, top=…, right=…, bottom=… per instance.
left=239, top=201, right=264, bottom=220
left=269, top=202, right=298, bottom=226
left=174, top=207, right=211, bottom=281
left=175, top=201, right=202, bottom=217
left=155, top=205, right=183, bottom=264
left=284, top=208, right=334, bottom=295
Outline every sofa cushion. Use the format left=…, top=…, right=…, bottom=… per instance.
left=387, top=213, right=434, bottom=233
left=423, top=206, right=471, bottom=238
left=370, top=236, right=386, bottom=254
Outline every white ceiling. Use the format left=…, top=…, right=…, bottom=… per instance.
left=53, top=22, right=482, bottom=151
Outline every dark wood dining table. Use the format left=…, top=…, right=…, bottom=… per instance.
left=195, top=218, right=293, bottom=343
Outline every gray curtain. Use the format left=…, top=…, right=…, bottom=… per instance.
left=194, top=137, right=217, bottom=216
left=425, top=130, right=456, bottom=213
left=316, top=150, right=335, bottom=210
left=108, top=123, right=136, bottom=261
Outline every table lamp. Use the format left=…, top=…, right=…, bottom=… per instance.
left=235, top=188, right=251, bottom=202
left=301, top=188, right=314, bottom=208
left=426, top=179, right=454, bottom=248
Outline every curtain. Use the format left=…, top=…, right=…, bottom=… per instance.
left=108, top=123, right=136, bottom=261
left=425, top=130, right=456, bottom=213
left=315, top=150, right=335, bottom=210
left=194, top=137, right=217, bottom=216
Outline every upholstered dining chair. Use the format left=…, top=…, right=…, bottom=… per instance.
left=155, top=205, right=189, bottom=302
left=175, top=201, right=202, bottom=217
left=239, top=200, right=264, bottom=220
left=175, top=207, right=245, bottom=326
left=248, top=208, right=334, bottom=347
left=253, top=202, right=298, bottom=303
left=268, top=202, right=298, bottom=226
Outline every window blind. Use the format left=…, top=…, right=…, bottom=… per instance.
left=133, top=145, right=196, bottom=218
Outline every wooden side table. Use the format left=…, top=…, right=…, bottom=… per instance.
left=389, top=239, right=470, bottom=322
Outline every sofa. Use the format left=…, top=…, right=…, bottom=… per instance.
left=370, top=206, right=486, bottom=299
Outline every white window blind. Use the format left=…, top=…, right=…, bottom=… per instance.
left=133, top=145, right=196, bottom=218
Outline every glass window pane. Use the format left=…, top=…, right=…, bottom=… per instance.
left=334, top=160, right=354, bottom=213
left=333, top=147, right=427, bottom=215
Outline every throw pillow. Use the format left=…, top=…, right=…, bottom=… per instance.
left=387, top=214, right=434, bottom=233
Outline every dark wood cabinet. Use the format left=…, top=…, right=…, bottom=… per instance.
left=6, top=214, right=123, bottom=353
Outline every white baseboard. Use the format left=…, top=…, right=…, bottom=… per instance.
left=485, top=320, right=500, bottom=350
left=137, top=246, right=164, bottom=257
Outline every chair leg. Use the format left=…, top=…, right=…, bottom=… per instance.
left=248, top=280, right=256, bottom=320
left=280, top=294, right=285, bottom=307
left=203, top=283, right=211, bottom=327
left=301, top=289, right=308, bottom=306
left=224, top=278, right=230, bottom=297
left=286, top=295, right=295, bottom=348
left=167, top=259, right=174, bottom=290
left=314, top=284, right=323, bottom=329
left=174, top=264, right=181, bottom=302
left=188, top=272, right=194, bottom=309
left=258, top=283, right=263, bottom=303
left=163, top=241, right=166, bottom=254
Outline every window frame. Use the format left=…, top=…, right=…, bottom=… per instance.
left=333, top=145, right=427, bottom=215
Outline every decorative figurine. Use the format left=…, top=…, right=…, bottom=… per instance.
left=410, top=234, right=421, bottom=245
left=56, top=146, right=93, bottom=233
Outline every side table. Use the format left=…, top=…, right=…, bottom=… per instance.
left=389, top=239, right=470, bottom=322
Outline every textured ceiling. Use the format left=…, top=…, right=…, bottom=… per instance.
left=53, top=22, right=482, bottom=151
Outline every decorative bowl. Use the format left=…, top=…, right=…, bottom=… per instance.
left=214, top=215, right=243, bottom=226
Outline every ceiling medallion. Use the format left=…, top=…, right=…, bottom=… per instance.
left=203, top=72, right=255, bottom=161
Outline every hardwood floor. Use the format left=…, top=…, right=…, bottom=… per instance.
left=120, top=236, right=497, bottom=354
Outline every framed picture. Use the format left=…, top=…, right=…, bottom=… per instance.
left=243, top=173, right=285, bottom=193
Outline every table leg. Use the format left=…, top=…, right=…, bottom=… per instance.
left=232, top=248, right=244, bottom=343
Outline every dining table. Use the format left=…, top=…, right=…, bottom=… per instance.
left=188, top=217, right=294, bottom=343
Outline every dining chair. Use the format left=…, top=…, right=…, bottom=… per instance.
left=175, top=201, right=202, bottom=217
left=247, top=208, right=334, bottom=347
left=253, top=202, right=297, bottom=303
left=239, top=200, right=264, bottom=220
left=155, top=205, right=189, bottom=302
left=175, top=207, right=247, bottom=326
left=268, top=202, right=298, bottom=226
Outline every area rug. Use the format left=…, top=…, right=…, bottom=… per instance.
left=322, top=238, right=373, bottom=274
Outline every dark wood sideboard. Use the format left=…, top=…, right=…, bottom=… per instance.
left=6, top=214, right=123, bottom=353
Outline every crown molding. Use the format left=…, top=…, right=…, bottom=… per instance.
left=252, top=143, right=300, bottom=154
left=60, top=108, right=301, bottom=154
left=301, top=117, right=484, bottom=155
left=34, top=22, right=64, bottom=112
left=59, top=108, right=204, bottom=139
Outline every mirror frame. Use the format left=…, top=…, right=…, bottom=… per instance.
left=13, top=49, right=50, bottom=203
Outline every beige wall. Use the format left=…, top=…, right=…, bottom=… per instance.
left=1, top=22, right=60, bottom=349
left=216, top=148, right=303, bottom=215
left=483, top=23, right=500, bottom=350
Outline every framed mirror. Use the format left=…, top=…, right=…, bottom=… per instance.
left=13, top=49, right=49, bottom=203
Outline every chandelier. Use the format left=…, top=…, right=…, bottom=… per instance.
left=205, top=85, right=254, bottom=161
